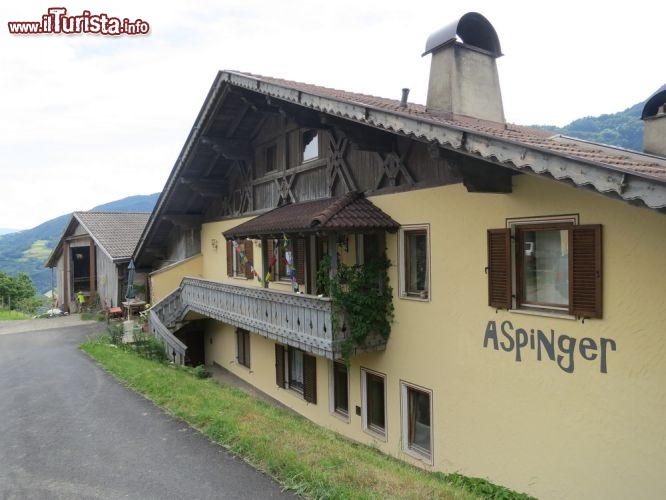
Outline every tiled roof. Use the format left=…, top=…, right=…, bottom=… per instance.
left=74, top=212, right=151, bottom=260
left=226, top=71, right=666, bottom=183
left=223, top=192, right=399, bottom=239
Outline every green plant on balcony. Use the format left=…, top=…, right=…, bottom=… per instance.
left=317, top=253, right=394, bottom=361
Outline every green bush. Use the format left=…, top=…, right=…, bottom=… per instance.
left=107, top=323, right=124, bottom=346
left=131, top=327, right=167, bottom=362
left=193, top=365, right=211, bottom=379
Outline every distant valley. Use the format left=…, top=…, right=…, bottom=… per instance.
left=0, top=88, right=660, bottom=295
left=0, top=193, right=159, bottom=294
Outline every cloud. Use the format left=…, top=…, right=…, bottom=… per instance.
left=0, top=0, right=664, bottom=230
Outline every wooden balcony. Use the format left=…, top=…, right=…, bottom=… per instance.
left=149, top=276, right=387, bottom=362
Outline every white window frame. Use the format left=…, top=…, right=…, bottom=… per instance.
left=361, top=368, right=387, bottom=440
left=231, top=240, right=250, bottom=280
left=400, top=381, right=433, bottom=463
left=301, top=129, right=319, bottom=163
left=507, top=215, right=578, bottom=317
left=398, top=224, right=430, bottom=301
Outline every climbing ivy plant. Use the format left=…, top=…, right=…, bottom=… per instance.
left=317, top=252, right=394, bottom=362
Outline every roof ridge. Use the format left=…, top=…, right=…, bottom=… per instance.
left=310, top=192, right=362, bottom=227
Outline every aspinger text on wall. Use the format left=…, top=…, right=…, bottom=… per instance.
left=483, top=320, right=616, bottom=374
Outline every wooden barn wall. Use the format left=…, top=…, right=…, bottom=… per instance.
left=214, top=121, right=462, bottom=219
left=164, top=226, right=202, bottom=266
left=95, top=250, right=119, bottom=308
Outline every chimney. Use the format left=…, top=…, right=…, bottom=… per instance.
left=400, top=88, right=410, bottom=108
left=641, top=87, right=666, bottom=157
left=423, top=12, right=505, bottom=123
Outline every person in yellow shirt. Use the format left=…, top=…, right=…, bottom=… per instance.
left=76, top=291, right=86, bottom=313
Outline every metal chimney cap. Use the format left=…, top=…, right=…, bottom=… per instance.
left=423, top=12, right=502, bottom=57
left=641, top=86, right=666, bottom=119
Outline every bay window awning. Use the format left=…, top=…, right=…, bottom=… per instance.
left=223, top=192, right=399, bottom=240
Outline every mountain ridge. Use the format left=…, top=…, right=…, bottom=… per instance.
left=1, top=87, right=662, bottom=296
left=0, top=193, right=159, bottom=294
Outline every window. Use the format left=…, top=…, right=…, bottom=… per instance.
left=302, top=130, right=319, bottom=162
left=356, top=233, right=383, bottom=265
left=330, top=361, right=349, bottom=417
left=275, top=344, right=317, bottom=403
left=401, top=383, right=432, bottom=461
left=268, top=238, right=306, bottom=285
left=399, top=225, right=429, bottom=299
left=488, top=217, right=602, bottom=318
left=265, top=144, right=277, bottom=172
left=226, top=239, right=254, bottom=279
left=289, top=348, right=304, bottom=391
left=236, top=328, right=250, bottom=368
left=362, top=369, right=386, bottom=438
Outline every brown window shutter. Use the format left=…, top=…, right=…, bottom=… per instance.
left=295, top=238, right=306, bottom=285
left=570, top=225, right=602, bottom=318
left=487, top=228, right=512, bottom=309
left=267, top=239, right=275, bottom=273
left=243, top=330, right=251, bottom=367
left=236, top=329, right=242, bottom=361
left=303, top=353, right=317, bottom=404
left=244, top=240, right=254, bottom=279
left=275, top=344, right=285, bottom=388
left=226, top=240, right=233, bottom=277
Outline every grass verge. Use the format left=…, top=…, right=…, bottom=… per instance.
left=0, top=309, right=31, bottom=320
left=81, top=337, right=534, bottom=500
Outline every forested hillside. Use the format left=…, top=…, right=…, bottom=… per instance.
left=534, top=102, right=644, bottom=151
left=0, top=193, right=159, bottom=294
left=536, top=84, right=666, bottom=150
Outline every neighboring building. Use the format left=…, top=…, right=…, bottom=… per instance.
left=46, top=211, right=150, bottom=312
left=133, top=13, right=666, bottom=500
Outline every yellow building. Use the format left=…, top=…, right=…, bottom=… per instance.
left=134, top=13, right=666, bottom=499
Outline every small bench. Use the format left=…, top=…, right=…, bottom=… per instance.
left=107, top=307, right=123, bottom=320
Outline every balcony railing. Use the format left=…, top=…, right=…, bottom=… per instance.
left=149, top=276, right=387, bottom=363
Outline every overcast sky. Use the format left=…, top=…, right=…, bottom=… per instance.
left=1, top=1, right=664, bottom=231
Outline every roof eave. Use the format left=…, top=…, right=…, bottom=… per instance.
left=223, top=71, right=666, bottom=212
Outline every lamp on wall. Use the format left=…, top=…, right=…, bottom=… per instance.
left=211, top=238, right=218, bottom=250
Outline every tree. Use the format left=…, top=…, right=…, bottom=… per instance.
left=0, top=271, right=39, bottom=312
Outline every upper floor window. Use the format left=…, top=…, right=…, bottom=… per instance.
left=302, top=130, right=319, bottom=162
left=226, top=239, right=254, bottom=279
left=268, top=238, right=305, bottom=286
left=399, top=225, right=430, bottom=300
left=488, top=216, right=602, bottom=318
left=265, top=144, right=277, bottom=172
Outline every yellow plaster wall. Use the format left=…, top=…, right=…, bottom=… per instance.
left=198, top=176, right=666, bottom=499
left=149, top=254, right=202, bottom=303
left=367, top=177, right=666, bottom=500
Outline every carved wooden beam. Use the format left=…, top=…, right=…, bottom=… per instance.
left=200, top=136, right=251, bottom=160
left=326, top=131, right=357, bottom=195
left=320, top=116, right=395, bottom=152
left=225, top=102, right=251, bottom=138
left=459, top=161, right=513, bottom=193
left=274, top=174, right=296, bottom=206
left=180, top=177, right=226, bottom=198
left=142, top=247, right=166, bottom=258
left=374, top=145, right=415, bottom=190
left=161, top=213, right=203, bottom=228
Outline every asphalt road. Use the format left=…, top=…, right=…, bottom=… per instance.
left=0, top=319, right=296, bottom=499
